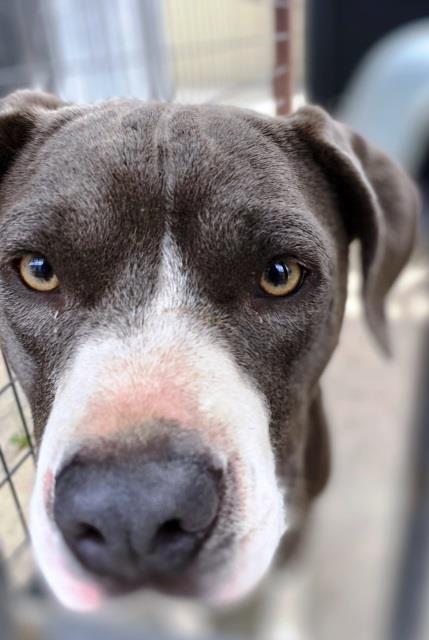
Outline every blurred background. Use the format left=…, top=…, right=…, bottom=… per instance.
left=0, top=1, right=428, bottom=639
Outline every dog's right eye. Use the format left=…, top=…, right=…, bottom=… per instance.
left=259, top=257, right=305, bottom=297
left=18, top=254, right=60, bottom=292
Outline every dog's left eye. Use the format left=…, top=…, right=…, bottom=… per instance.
left=259, top=257, right=305, bottom=297
left=18, top=254, right=59, bottom=292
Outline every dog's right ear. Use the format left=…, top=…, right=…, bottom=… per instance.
left=287, top=106, right=420, bottom=356
left=0, top=90, right=66, bottom=179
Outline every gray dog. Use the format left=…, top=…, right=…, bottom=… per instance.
left=0, top=90, right=418, bottom=611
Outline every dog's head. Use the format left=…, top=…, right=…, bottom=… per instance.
left=0, top=91, right=418, bottom=610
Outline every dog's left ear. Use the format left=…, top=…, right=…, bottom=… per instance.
left=289, top=105, right=420, bottom=355
left=0, top=89, right=66, bottom=180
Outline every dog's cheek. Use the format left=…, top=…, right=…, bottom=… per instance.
left=223, top=228, right=343, bottom=414
left=0, top=322, right=51, bottom=443
left=0, top=297, right=91, bottom=441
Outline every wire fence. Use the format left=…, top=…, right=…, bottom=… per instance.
left=0, top=355, right=35, bottom=570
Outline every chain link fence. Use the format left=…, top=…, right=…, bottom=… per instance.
left=0, top=354, right=35, bottom=579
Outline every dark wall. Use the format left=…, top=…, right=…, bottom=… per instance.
left=306, top=0, right=429, bottom=111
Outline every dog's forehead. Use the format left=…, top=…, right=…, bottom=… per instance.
left=4, top=101, right=323, bottom=228
left=1, top=101, right=339, bottom=298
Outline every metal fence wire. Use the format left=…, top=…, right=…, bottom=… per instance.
left=0, top=0, right=292, bottom=570
left=0, top=355, right=35, bottom=564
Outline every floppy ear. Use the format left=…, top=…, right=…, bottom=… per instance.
left=289, top=105, right=420, bottom=355
left=0, top=89, right=66, bottom=180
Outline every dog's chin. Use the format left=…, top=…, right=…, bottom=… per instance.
left=30, top=524, right=277, bottom=613
left=30, top=533, right=272, bottom=613
left=38, top=564, right=274, bottom=613
left=30, top=497, right=285, bottom=612
left=83, top=569, right=243, bottom=607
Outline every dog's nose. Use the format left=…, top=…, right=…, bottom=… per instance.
left=53, top=450, right=222, bottom=588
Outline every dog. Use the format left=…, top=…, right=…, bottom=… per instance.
left=0, top=90, right=419, bottom=612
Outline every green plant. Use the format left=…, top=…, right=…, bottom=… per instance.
left=9, top=432, right=30, bottom=451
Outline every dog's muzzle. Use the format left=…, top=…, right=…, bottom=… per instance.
left=53, top=432, right=224, bottom=594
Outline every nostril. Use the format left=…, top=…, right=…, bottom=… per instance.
left=151, top=519, right=186, bottom=550
left=76, top=522, right=106, bottom=546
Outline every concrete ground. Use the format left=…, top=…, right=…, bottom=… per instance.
left=291, top=247, right=428, bottom=640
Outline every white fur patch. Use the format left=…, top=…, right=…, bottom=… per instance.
left=30, top=233, right=287, bottom=610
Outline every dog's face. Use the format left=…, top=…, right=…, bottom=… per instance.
left=0, top=92, right=418, bottom=610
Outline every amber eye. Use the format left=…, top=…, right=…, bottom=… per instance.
left=259, top=257, right=304, bottom=297
left=18, top=255, right=59, bottom=292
